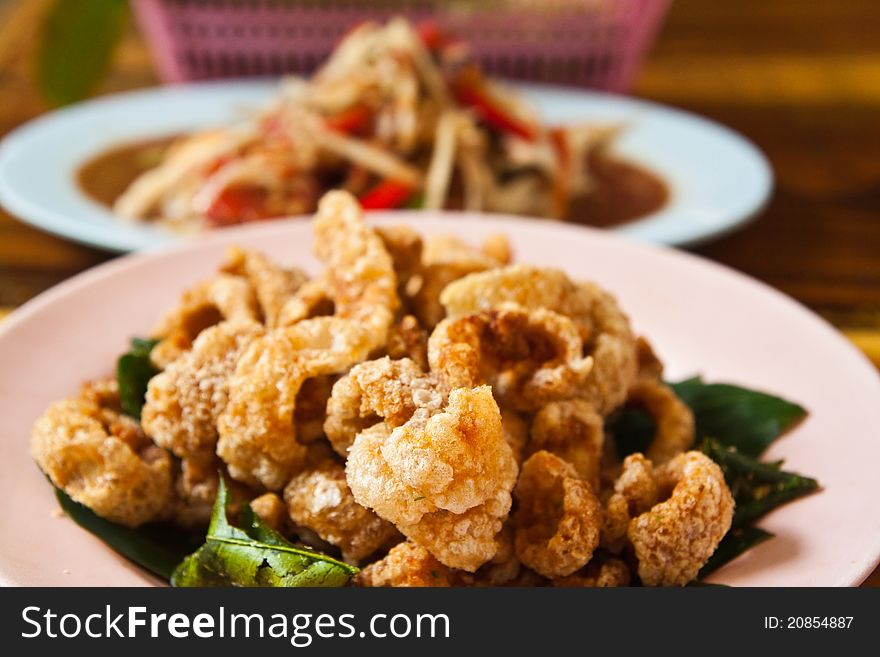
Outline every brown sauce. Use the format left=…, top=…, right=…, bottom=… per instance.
left=566, top=153, right=669, bottom=227
left=79, top=137, right=667, bottom=227
left=77, top=137, right=177, bottom=207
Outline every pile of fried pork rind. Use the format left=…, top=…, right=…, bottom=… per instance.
left=32, top=191, right=734, bottom=587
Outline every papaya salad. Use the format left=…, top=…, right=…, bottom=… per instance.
left=110, top=18, right=660, bottom=232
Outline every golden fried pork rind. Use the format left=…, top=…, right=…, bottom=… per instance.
left=150, top=274, right=261, bottom=368
left=142, top=320, right=265, bottom=463
left=529, top=399, right=604, bottom=489
left=500, top=409, right=529, bottom=467
left=324, top=357, right=443, bottom=457
left=218, top=191, right=400, bottom=489
left=284, top=458, right=400, bottom=563
left=635, top=335, right=664, bottom=381
left=165, top=456, right=223, bottom=528
left=399, top=492, right=515, bottom=574
left=411, top=233, right=510, bottom=328
left=440, top=264, right=594, bottom=337
left=376, top=224, right=424, bottom=298
left=308, top=190, right=399, bottom=339
left=385, top=314, right=429, bottom=370
left=428, top=304, right=593, bottom=412
left=455, top=522, right=521, bottom=586
left=221, top=247, right=308, bottom=327
left=293, top=375, right=336, bottom=444
left=578, top=284, right=638, bottom=415
left=31, top=380, right=173, bottom=527
left=356, top=541, right=453, bottom=587
left=249, top=492, right=288, bottom=532
left=346, top=386, right=518, bottom=571
left=552, top=554, right=631, bottom=587
left=601, top=453, right=658, bottom=553
left=514, top=450, right=602, bottom=579
left=276, top=277, right=335, bottom=326
left=628, top=451, right=734, bottom=586
left=440, top=265, right=638, bottom=415
left=615, top=453, right=658, bottom=515
left=626, top=379, right=695, bottom=465
left=217, top=317, right=379, bottom=490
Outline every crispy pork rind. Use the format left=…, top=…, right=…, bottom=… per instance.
left=150, top=274, right=261, bottom=368
left=324, top=357, right=442, bottom=457
left=614, top=453, right=658, bottom=514
left=276, top=277, right=336, bottom=326
left=598, top=434, right=624, bottom=493
left=385, top=314, right=429, bottom=370
left=294, top=375, right=335, bottom=444
left=552, top=554, right=631, bottom=587
left=601, top=453, right=658, bottom=553
left=480, top=233, right=513, bottom=266
left=308, top=190, right=399, bottom=338
left=284, top=459, right=400, bottom=563
left=424, top=233, right=512, bottom=267
left=221, top=247, right=308, bottom=327
left=346, top=386, right=518, bottom=571
left=455, top=522, right=521, bottom=586
left=165, top=456, right=223, bottom=528
left=580, top=284, right=639, bottom=415
left=628, top=451, right=734, bottom=586
left=635, top=336, right=664, bottom=380
left=250, top=492, right=288, bottom=532
left=218, top=192, right=399, bottom=489
left=31, top=380, right=173, bottom=527
left=626, top=379, right=695, bottom=465
left=142, top=320, right=265, bottom=463
left=500, top=409, right=529, bottom=467
left=513, top=450, right=601, bottom=579
left=217, top=317, right=378, bottom=490
left=529, top=399, right=604, bottom=489
left=411, top=234, right=510, bottom=328
left=600, top=493, right=631, bottom=554
left=400, top=492, right=514, bottom=574
left=363, top=522, right=521, bottom=588
left=440, top=265, right=638, bottom=415
left=440, top=264, right=594, bottom=338
left=376, top=224, right=424, bottom=296
left=428, top=304, right=593, bottom=412
left=356, top=541, right=454, bottom=587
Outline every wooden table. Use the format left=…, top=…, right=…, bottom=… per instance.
left=0, top=0, right=877, bottom=584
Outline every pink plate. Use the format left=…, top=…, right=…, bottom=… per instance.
left=1, top=213, right=878, bottom=586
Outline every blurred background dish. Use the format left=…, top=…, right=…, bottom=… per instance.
left=0, top=79, right=771, bottom=251
left=2, top=11, right=772, bottom=248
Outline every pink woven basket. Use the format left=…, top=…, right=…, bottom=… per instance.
left=132, top=0, right=671, bottom=92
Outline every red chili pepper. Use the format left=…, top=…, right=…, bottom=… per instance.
left=359, top=180, right=413, bottom=210
left=205, top=185, right=272, bottom=226
left=418, top=21, right=449, bottom=52
left=324, top=105, right=372, bottom=135
left=453, top=80, right=538, bottom=141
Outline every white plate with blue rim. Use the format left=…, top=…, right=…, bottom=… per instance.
left=0, top=81, right=772, bottom=252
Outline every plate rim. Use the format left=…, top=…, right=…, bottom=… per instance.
left=0, top=80, right=773, bottom=252
left=0, top=211, right=877, bottom=587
